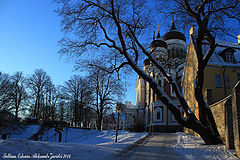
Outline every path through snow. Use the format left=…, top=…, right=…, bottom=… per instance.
left=0, top=130, right=239, bottom=160
left=115, top=132, right=239, bottom=160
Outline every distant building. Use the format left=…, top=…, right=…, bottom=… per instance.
left=0, top=110, right=22, bottom=139
left=136, top=19, right=185, bottom=132
left=22, top=117, right=39, bottom=124
left=0, top=110, right=16, bottom=122
left=102, top=101, right=139, bottom=131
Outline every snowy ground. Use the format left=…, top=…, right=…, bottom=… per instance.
left=0, top=126, right=148, bottom=160
left=174, top=132, right=238, bottom=160
left=0, top=127, right=239, bottom=160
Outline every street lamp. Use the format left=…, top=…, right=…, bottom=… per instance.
left=115, top=102, right=124, bottom=142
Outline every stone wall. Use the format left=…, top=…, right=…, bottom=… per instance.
left=225, top=97, right=234, bottom=149
left=232, top=82, right=240, bottom=158
left=210, top=96, right=230, bottom=141
left=207, top=82, right=240, bottom=156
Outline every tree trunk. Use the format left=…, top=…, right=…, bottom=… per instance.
left=149, top=76, right=223, bottom=145
left=194, top=54, right=221, bottom=141
left=15, top=108, right=18, bottom=121
left=34, top=98, right=38, bottom=118
left=187, top=118, right=223, bottom=144
left=97, top=115, right=102, bottom=130
left=115, top=112, right=119, bottom=142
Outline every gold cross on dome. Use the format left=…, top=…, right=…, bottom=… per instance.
left=157, top=24, right=160, bottom=32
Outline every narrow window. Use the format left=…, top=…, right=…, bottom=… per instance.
left=226, top=75, right=230, bottom=89
left=230, top=54, right=234, bottom=63
left=225, top=52, right=234, bottom=63
left=170, top=85, right=176, bottom=97
left=157, top=111, right=160, bottom=119
left=155, top=107, right=162, bottom=121
left=216, top=75, right=222, bottom=88
left=226, top=53, right=230, bottom=62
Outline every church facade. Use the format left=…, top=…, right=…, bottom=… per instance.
left=136, top=20, right=186, bottom=132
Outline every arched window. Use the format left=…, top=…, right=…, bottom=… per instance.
left=155, top=107, right=162, bottom=122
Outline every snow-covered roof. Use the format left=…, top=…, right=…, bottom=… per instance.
left=125, top=101, right=137, bottom=109
left=192, top=37, right=240, bottom=67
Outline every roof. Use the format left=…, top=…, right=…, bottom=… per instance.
left=0, top=110, right=15, bottom=121
left=150, top=39, right=167, bottom=49
left=150, top=28, right=168, bottom=49
left=162, top=21, right=186, bottom=42
left=192, top=36, right=240, bottom=67
left=163, top=30, right=186, bottom=42
left=125, top=101, right=138, bottom=109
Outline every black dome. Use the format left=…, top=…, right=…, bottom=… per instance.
left=163, top=30, right=186, bottom=42
left=162, top=21, right=186, bottom=42
left=143, top=59, right=150, bottom=66
left=150, top=39, right=167, bottom=49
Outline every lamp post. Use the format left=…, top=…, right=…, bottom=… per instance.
left=115, top=102, right=123, bottom=142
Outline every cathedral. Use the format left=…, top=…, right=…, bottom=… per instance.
left=136, top=19, right=186, bottom=132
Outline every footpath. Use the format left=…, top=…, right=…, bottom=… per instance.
left=113, top=132, right=239, bottom=160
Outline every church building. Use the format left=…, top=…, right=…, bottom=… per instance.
left=136, top=20, right=186, bottom=132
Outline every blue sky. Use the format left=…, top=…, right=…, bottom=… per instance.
left=1, top=1, right=238, bottom=106
left=0, top=0, right=137, bottom=104
left=0, top=0, right=73, bottom=82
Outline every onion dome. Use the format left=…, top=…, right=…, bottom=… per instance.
left=143, top=58, right=150, bottom=66
left=150, top=27, right=167, bottom=49
left=162, top=19, right=186, bottom=42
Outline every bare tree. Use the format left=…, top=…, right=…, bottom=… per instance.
left=63, top=75, right=92, bottom=127
left=28, top=69, right=51, bottom=119
left=57, top=101, right=66, bottom=122
left=11, top=72, right=28, bottom=121
left=40, top=81, right=60, bottom=122
left=88, top=66, right=124, bottom=130
left=0, top=72, right=14, bottom=111
left=56, top=0, right=239, bottom=144
left=82, top=106, right=96, bottom=128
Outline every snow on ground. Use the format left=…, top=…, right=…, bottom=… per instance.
left=174, top=132, right=239, bottom=160
left=1, top=128, right=239, bottom=160
left=11, top=125, right=40, bottom=140
left=10, top=126, right=146, bottom=146
left=0, top=128, right=148, bottom=160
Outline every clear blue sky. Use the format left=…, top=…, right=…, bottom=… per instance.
left=0, top=0, right=137, bottom=104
